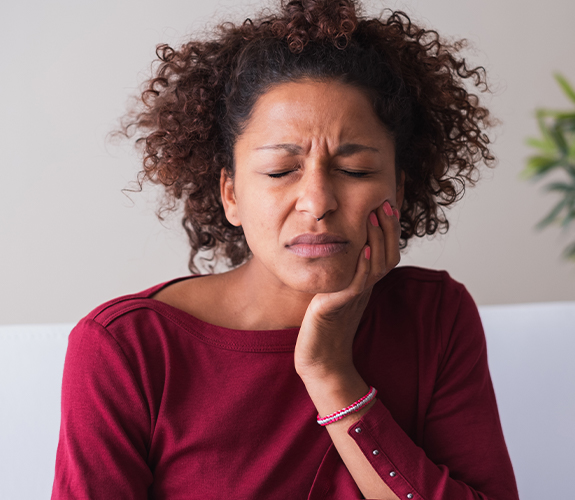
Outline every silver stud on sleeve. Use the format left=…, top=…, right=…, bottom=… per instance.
left=389, top=471, right=396, bottom=477
left=372, top=449, right=379, bottom=456
left=407, top=494, right=413, bottom=499
left=355, top=427, right=362, bottom=433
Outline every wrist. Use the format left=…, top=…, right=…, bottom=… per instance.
left=317, top=386, right=377, bottom=426
left=295, top=357, right=355, bottom=382
left=300, top=369, right=372, bottom=424
left=299, top=366, right=363, bottom=394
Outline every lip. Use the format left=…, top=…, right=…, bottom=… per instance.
left=286, top=233, right=349, bottom=258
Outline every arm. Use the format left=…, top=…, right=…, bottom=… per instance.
left=301, top=372, right=398, bottom=500
left=51, top=318, right=152, bottom=500
left=296, top=200, right=403, bottom=499
left=296, top=202, right=518, bottom=499
left=344, top=289, right=518, bottom=500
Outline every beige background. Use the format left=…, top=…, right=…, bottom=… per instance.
left=1, top=0, right=574, bottom=325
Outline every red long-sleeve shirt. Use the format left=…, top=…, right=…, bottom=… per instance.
left=52, top=266, right=519, bottom=499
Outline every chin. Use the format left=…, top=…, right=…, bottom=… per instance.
left=285, top=263, right=355, bottom=294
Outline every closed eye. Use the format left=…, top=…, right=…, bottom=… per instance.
left=340, top=169, right=370, bottom=178
left=267, top=170, right=295, bottom=178
left=266, top=168, right=372, bottom=178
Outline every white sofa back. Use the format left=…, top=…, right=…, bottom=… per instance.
left=1, top=303, right=574, bottom=499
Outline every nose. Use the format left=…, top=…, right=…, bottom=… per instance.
left=295, top=166, right=338, bottom=221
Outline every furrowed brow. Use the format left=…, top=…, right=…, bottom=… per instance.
left=254, top=144, right=304, bottom=155
left=335, top=143, right=379, bottom=157
left=254, top=143, right=379, bottom=156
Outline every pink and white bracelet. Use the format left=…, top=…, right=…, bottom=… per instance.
left=316, top=386, right=377, bottom=426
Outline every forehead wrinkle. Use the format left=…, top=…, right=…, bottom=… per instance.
left=335, top=143, right=380, bottom=157
left=254, top=143, right=304, bottom=155
left=241, top=81, right=392, bottom=161
left=253, top=142, right=380, bottom=158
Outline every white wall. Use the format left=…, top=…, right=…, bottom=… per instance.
left=2, top=0, right=575, bottom=325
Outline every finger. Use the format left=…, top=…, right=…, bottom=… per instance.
left=309, top=244, right=372, bottom=322
left=366, top=201, right=401, bottom=288
left=378, top=200, right=401, bottom=271
left=343, top=242, right=371, bottom=298
left=365, top=207, right=387, bottom=289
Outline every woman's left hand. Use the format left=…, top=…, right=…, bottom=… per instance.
left=294, top=200, right=401, bottom=383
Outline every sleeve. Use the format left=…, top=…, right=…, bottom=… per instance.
left=51, top=318, right=153, bottom=500
left=346, top=284, right=519, bottom=500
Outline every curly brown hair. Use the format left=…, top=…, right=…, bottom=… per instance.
left=121, top=0, right=494, bottom=272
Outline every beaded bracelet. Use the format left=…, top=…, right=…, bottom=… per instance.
left=316, top=386, right=377, bottom=426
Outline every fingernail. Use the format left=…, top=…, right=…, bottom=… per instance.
left=369, top=212, right=379, bottom=227
left=364, top=246, right=371, bottom=260
left=393, top=209, right=400, bottom=221
left=383, top=201, right=393, bottom=217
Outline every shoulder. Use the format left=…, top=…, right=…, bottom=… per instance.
left=373, top=265, right=467, bottom=300
left=66, top=276, right=199, bottom=357
left=65, top=276, right=200, bottom=378
left=82, top=276, right=194, bottom=329
left=369, top=266, right=479, bottom=340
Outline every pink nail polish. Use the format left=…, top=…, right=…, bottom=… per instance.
left=393, top=209, right=400, bottom=221
left=369, top=212, right=379, bottom=227
left=383, top=201, right=393, bottom=217
left=364, top=246, right=371, bottom=260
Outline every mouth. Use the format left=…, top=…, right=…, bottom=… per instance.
left=286, top=233, right=349, bottom=258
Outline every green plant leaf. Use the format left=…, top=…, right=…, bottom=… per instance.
left=526, top=137, right=550, bottom=149
left=549, top=125, right=569, bottom=156
left=538, top=110, right=575, bottom=120
left=562, top=198, right=575, bottom=227
left=536, top=197, right=568, bottom=229
left=526, top=137, right=557, bottom=155
left=545, top=181, right=575, bottom=193
left=523, top=156, right=562, bottom=178
left=555, top=112, right=575, bottom=121
left=563, top=240, right=575, bottom=259
left=536, top=111, right=553, bottom=141
left=555, top=73, right=575, bottom=104
left=562, top=213, right=575, bottom=228
left=524, top=74, right=575, bottom=263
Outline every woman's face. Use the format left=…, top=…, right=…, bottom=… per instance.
left=222, top=79, right=403, bottom=294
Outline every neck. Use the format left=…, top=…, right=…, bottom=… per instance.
left=222, top=259, right=314, bottom=330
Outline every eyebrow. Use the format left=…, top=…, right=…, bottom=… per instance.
left=254, top=143, right=380, bottom=156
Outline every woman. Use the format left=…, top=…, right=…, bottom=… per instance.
left=52, top=0, right=519, bottom=498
